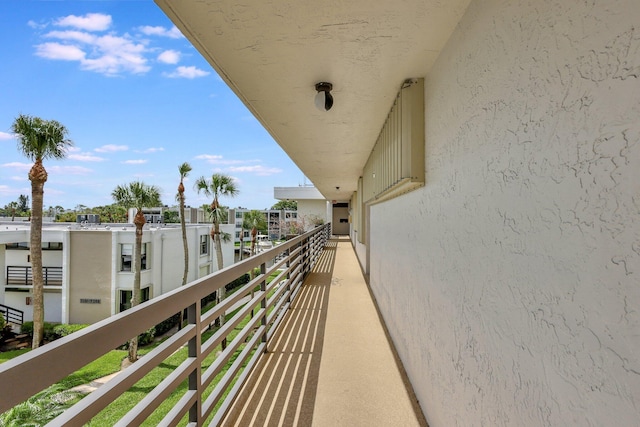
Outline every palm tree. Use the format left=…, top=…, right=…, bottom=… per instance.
left=243, top=210, right=268, bottom=256
left=112, top=181, right=162, bottom=363
left=177, top=163, right=192, bottom=287
left=12, top=114, right=72, bottom=349
left=194, top=173, right=238, bottom=331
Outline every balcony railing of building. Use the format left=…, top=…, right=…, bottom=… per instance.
left=6, top=266, right=63, bottom=287
left=0, top=224, right=331, bottom=425
left=0, top=304, right=24, bottom=327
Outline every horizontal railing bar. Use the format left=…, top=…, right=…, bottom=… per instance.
left=202, top=325, right=266, bottom=420
left=202, top=307, right=264, bottom=389
left=161, top=389, right=197, bottom=427
left=119, top=356, right=199, bottom=426
left=267, top=300, right=291, bottom=343
left=201, top=291, right=264, bottom=359
left=49, top=325, right=197, bottom=426
left=209, top=341, right=267, bottom=426
left=0, top=224, right=330, bottom=425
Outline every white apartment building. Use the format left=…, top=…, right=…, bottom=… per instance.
left=0, top=220, right=234, bottom=325
left=229, top=208, right=299, bottom=242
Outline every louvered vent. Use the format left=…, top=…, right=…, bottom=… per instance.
left=362, top=78, right=425, bottom=204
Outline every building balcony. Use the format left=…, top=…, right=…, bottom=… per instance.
left=6, top=265, right=63, bottom=288
left=0, top=225, right=424, bottom=426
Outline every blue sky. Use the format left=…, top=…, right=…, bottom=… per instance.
left=0, top=1, right=307, bottom=212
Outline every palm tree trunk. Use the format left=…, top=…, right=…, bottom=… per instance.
left=30, top=177, right=45, bottom=349
left=179, top=198, right=189, bottom=329
left=180, top=199, right=189, bottom=287
left=128, top=215, right=144, bottom=363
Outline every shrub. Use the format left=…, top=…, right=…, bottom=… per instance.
left=0, top=313, right=5, bottom=330
left=154, top=313, right=180, bottom=336
left=138, top=328, right=156, bottom=346
left=21, top=322, right=88, bottom=341
left=53, top=324, right=89, bottom=338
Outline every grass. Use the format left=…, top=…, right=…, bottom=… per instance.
left=0, top=273, right=286, bottom=426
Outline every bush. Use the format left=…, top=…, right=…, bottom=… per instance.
left=138, top=328, right=156, bottom=346
left=0, top=313, right=5, bottom=330
left=154, top=313, right=180, bottom=336
left=53, top=324, right=89, bottom=338
left=21, top=322, right=88, bottom=341
left=119, top=328, right=156, bottom=349
left=21, top=321, right=56, bottom=338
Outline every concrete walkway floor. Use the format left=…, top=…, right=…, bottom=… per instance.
left=222, top=237, right=427, bottom=427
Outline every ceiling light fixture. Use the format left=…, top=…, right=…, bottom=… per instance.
left=314, top=82, right=333, bottom=111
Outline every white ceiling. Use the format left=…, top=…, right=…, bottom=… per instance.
left=155, top=0, right=471, bottom=202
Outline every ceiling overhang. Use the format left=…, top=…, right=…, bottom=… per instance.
left=155, top=0, right=471, bottom=202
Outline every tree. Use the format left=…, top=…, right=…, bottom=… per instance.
left=243, top=210, right=268, bottom=256
left=271, top=200, right=297, bottom=211
left=12, top=114, right=72, bottom=349
left=17, top=194, right=29, bottom=212
left=194, top=173, right=238, bottom=332
left=7, top=201, right=18, bottom=221
left=177, top=163, right=192, bottom=288
left=112, top=181, right=162, bottom=362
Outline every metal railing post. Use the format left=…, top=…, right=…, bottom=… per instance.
left=187, top=300, right=202, bottom=424
left=260, top=261, right=268, bottom=349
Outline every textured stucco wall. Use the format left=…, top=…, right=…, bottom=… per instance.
left=368, top=1, right=640, bottom=426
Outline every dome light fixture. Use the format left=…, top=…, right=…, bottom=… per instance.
left=314, top=82, right=333, bottom=111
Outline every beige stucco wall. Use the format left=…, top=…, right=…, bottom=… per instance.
left=368, top=1, right=640, bottom=426
left=298, top=200, right=329, bottom=229
left=68, top=231, right=112, bottom=324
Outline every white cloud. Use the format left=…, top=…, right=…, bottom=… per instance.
left=44, top=30, right=96, bottom=44
left=228, top=165, right=283, bottom=176
left=0, top=131, right=14, bottom=141
left=95, top=144, right=128, bottom=153
left=138, top=147, right=165, bottom=154
left=123, top=159, right=147, bottom=165
left=138, top=25, right=183, bottom=39
left=35, top=42, right=85, bottom=61
left=2, top=162, right=31, bottom=171
left=195, top=154, right=224, bottom=162
left=35, top=23, right=150, bottom=75
left=157, top=50, right=180, bottom=64
left=164, top=66, right=209, bottom=79
left=68, top=153, right=105, bottom=162
left=55, top=13, right=112, bottom=32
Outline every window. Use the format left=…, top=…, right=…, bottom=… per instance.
left=44, top=242, right=63, bottom=250
left=6, top=242, right=29, bottom=250
left=120, top=243, right=148, bottom=271
left=6, top=242, right=62, bottom=250
left=119, top=287, right=151, bottom=312
left=200, top=235, right=209, bottom=255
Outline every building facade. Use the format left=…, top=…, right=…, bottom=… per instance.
left=0, top=221, right=234, bottom=325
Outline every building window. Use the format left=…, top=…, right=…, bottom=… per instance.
left=200, top=235, right=209, bottom=255
left=119, top=287, right=151, bottom=312
left=120, top=243, right=148, bottom=271
left=6, top=242, right=29, bottom=250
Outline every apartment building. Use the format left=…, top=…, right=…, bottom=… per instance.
left=0, top=220, right=234, bottom=324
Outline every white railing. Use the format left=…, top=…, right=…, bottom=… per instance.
left=0, top=224, right=331, bottom=426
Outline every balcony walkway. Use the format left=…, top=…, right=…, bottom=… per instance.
left=221, top=236, right=427, bottom=427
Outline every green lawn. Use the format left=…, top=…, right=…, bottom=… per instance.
left=1, top=272, right=285, bottom=426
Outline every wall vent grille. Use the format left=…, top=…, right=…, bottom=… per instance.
left=362, top=78, right=425, bottom=204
